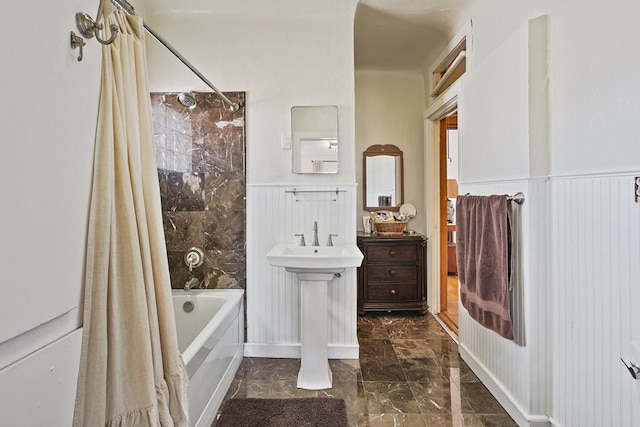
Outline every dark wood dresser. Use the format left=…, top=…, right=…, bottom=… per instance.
left=357, top=232, right=428, bottom=314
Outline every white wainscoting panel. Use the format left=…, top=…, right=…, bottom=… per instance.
left=245, top=184, right=359, bottom=358
left=459, top=174, right=640, bottom=427
left=458, top=179, right=552, bottom=427
left=551, top=173, right=640, bottom=427
left=0, top=329, right=82, bottom=426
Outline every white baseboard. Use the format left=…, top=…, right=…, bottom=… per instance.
left=459, top=343, right=551, bottom=427
left=244, top=343, right=359, bottom=360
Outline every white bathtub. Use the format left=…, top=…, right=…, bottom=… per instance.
left=172, top=289, right=244, bottom=427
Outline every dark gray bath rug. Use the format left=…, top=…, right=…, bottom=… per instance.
left=214, top=397, right=348, bottom=427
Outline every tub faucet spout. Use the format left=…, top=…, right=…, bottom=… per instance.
left=312, top=221, right=319, bottom=246
left=185, top=276, right=199, bottom=291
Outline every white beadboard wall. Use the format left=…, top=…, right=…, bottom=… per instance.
left=550, top=173, right=640, bottom=427
left=245, top=184, right=359, bottom=359
left=459, top=174, right=640, bottom=427
left=458, top=178, right=552, bottom=427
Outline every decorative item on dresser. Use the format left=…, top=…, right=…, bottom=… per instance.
left=357, top=232, right=427, bottom=314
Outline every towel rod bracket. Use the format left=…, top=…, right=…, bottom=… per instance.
left=509, top=192, right=525, bottom=205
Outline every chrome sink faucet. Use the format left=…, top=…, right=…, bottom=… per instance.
left=312, top=221, right=320, bottom=246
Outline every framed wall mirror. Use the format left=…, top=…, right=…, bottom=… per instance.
left=363, top=144, right=404, bottom=211
left=291, top=106, right=338, bottom=174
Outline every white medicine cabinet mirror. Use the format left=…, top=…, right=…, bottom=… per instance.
left=291, top=106, right=338, bottom=174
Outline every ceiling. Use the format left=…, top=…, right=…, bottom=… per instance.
left=131, top=0, right=475, bottom=71
left=355, top=0, right=474, bottom=70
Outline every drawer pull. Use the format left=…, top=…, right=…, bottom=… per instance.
left=389, top=270, right=396, bottom=276
left=390, top=289, right=397, bottom=295
left=389, top=250, right=397, bottom=257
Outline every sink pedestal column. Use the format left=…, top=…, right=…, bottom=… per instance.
left=297, top=274, right=334, bottom=390
left=267, top=242, right=364, bottom=390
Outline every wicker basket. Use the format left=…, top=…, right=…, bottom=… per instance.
left=372, top=221, right=408, bottom=235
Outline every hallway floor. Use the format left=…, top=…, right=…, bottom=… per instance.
left=215, top=312, right=516, bottom=426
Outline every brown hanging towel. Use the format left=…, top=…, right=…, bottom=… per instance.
left=456, top=194, right=514, bottom=340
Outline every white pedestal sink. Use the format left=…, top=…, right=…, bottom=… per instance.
left=267, top=243, right=364, bottom=389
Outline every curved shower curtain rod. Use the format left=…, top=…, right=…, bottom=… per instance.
left=73, top=0, right=242, bottom=112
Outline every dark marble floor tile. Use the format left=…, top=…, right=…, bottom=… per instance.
left=317, top=380, right=368, bottom=415
left=409, top=381, right=475, bottom=415
left=234, top=357, right=299, bottom=381
left=360, top=358, right=407, bottom=382
left=461, top=414, right=518, bottom=426
left=359, top=339, right=398, bottom=361
left=356, top=323, right=390, bottom=340
left=368, top=314, right=431, bottom=340
left=390, top=339, right=437, bottom=359
left=400, top=357, right=449, bottom=383
left=379, top=312, right=429, bottom=326
left=427, top=338, right=461, bottom=369
left=357, top=314, right=389, bottom=328
left=459, top=382, right=510, bottom=415
left=437, top=352, right=462, bottom=369
left=362, top=382, right=421, bottom=414
left=329, top=359, right=362, bottom=383
left=422, top=413, right=464, bottom=426
left=387, top=323, right=433, bottom=340
left=352, top=413, right=428, bottom=426
left=223, top=378, right=317, bottom=400
left=456, top=361, right=481, bottom=384
left=219, top=313, right=515, bottom=427
left=426, top=337, right=459, bottom=356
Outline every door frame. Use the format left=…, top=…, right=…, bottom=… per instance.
left=423, top=81, right=460, bottom=315
left=439, top=113, right=458, bottom=333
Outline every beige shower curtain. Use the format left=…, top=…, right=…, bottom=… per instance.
left=73, top=7, right=189, bottom=427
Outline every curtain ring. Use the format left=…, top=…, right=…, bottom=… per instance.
left=95, top=24, right=119, bottom=45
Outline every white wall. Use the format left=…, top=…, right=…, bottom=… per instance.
left=0, top=0, right=101, bottom=423
left=461, top=23, right=530, bottom=182
left=144, top=1, right=359, bottom=185
left=549, top=0, right=640, bottom=176
left=144, top=1, right=361, bottom=358
left=448, top=0, right=640, bottom=425
left=355, top=70, right=426, bottom=234
left=246, top=185, right=359, bottom=358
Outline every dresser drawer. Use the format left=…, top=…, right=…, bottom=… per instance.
left=367, top=283, right=418, bottom=301
left=367, top=244, right=417, bottom=263
left=367, top=265, right=417, bottom=282
left=357, top=233, right=428, bottom=314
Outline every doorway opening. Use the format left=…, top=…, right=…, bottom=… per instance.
left=439, top=112, right=458, bottom=333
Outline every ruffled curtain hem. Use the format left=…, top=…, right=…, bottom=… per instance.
left=105, top=362, right=189, bottom=427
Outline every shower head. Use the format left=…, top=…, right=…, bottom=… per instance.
left=177, top=92, right=197, bottom=109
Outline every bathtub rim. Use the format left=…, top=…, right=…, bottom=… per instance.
left=171, top=289, right=244, bottom=366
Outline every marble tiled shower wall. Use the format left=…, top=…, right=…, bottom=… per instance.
left=151, top=92, right=246, bottom=290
